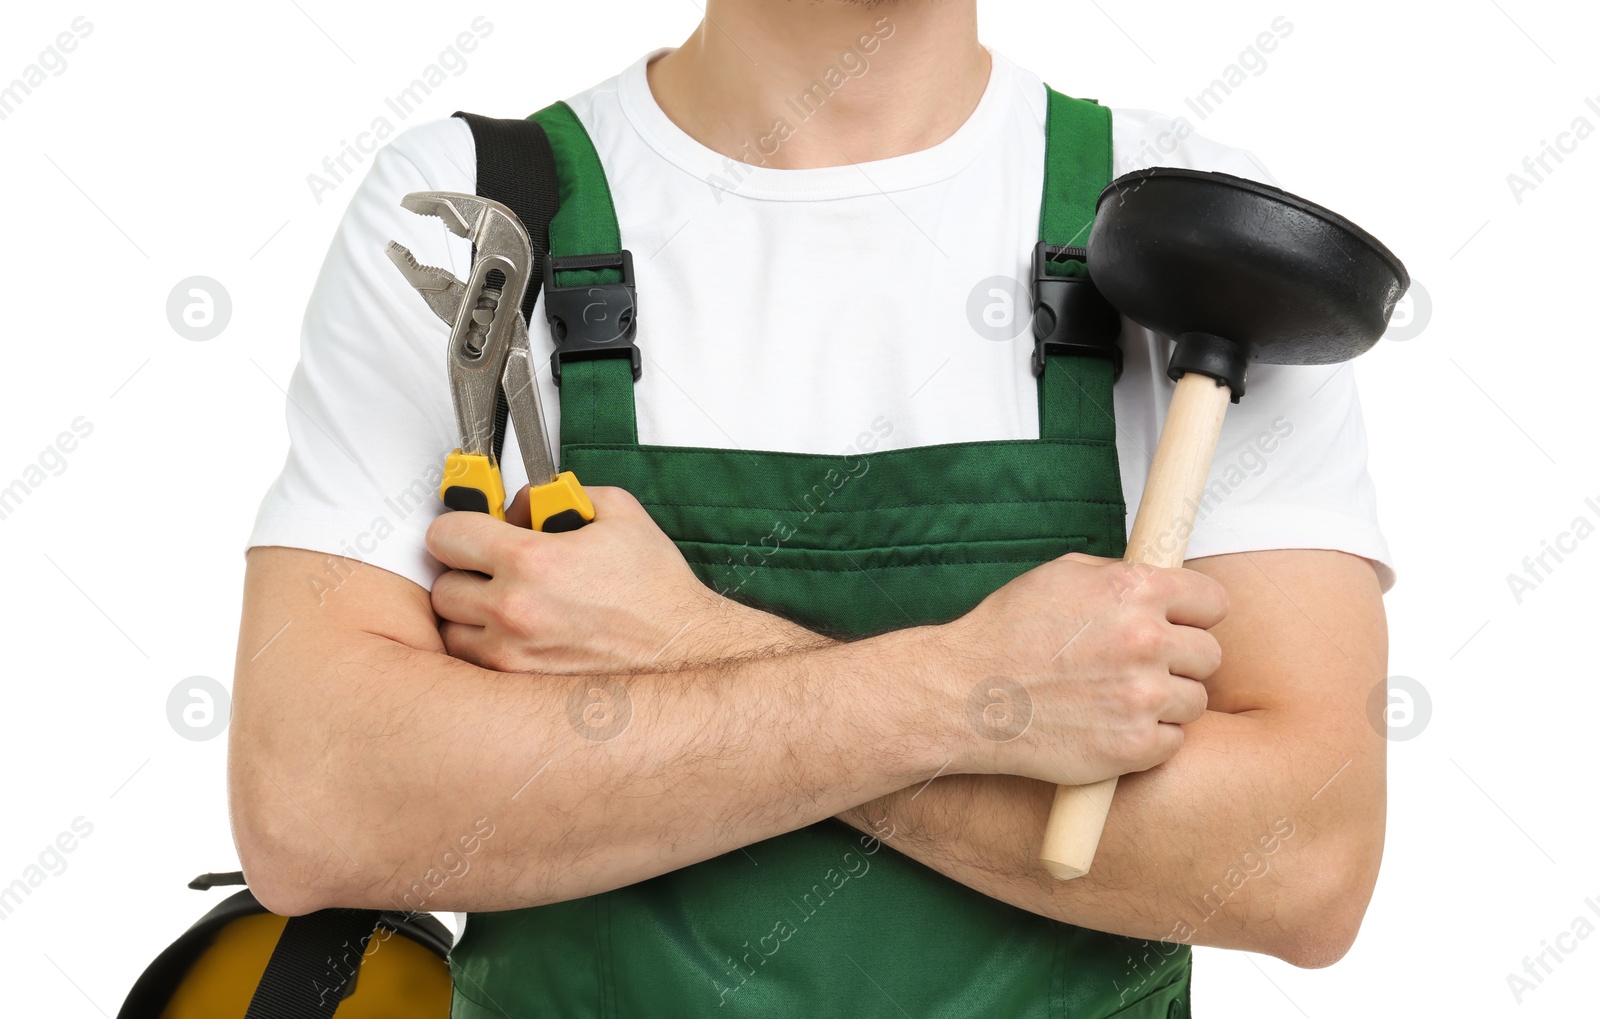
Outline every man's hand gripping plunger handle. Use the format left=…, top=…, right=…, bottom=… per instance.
left=1037, top=166, right=1409, bottom=879
left=1038, top=373, right=1229, bottom=879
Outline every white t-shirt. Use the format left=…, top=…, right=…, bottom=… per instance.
left=249, top=47, right=1394, bottom=592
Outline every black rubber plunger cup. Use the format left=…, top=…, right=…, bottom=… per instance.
left=1038, top=168, right=1409, bottom=881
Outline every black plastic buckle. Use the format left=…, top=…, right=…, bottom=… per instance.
left=1030, top=242, right=1122, bottom=380
left=544, top=250, right=641, bottom=386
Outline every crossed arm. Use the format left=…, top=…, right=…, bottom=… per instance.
left=230, top=492, right=1386, bottom=969
left=839, top=549, right=1387, bottom=969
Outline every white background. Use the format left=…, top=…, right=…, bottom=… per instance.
left=1, top=1, right=1595, bottom=1015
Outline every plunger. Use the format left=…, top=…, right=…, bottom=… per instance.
left=1039, top=168, right=1409, bottom=880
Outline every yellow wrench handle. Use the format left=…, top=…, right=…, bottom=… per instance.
left=440, top=450, right=507, bottom=520
left=529, top=471, right=595, bottom=532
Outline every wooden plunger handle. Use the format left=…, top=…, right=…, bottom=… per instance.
left=1038, top=371, right=1234, bottom=880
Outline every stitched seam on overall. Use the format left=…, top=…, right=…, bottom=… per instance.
left=637, top=496, right=1127, bottom=513
left=680, top=534, right=1091, bottom=552
left=564, top=439, right=1118, bottom=461
left=678, top=556, right=1090, bottom=574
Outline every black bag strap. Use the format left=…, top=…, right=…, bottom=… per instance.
left=454, top=111, right=562, bottom=463
left=240, top=112, right=560, bottom=1019
left=242, top=908, right=385, bottom=1018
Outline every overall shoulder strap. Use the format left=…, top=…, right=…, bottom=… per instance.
left=1038, top=88, right=1111, bottom=252
left=531, top=101, right=639, bottom=449
left=1035, top=88, right=1120, bottom=445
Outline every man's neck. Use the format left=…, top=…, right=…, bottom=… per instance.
left=647, top=1, right=988, bottom=170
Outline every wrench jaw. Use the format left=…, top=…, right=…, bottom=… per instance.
left=399, top=191, right=483, bottom=240
left=387, top=233, right=508, bottom=457
left=395, top=190, right=536, bottom=350
left=385, top=241, right=465, bottom=326
left=400, top=191, right=533, bottom=267
left=389, top=190, right=538, bottom=460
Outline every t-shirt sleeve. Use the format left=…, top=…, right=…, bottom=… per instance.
left=1173, top=362, right=1395, bottom=592
left=247, top=117, right=478, bottom=590
left=1110, top=109, right=1396, bottom=591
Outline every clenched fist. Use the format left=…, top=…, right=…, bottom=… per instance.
left=937, top=554, right=1226, bottom=786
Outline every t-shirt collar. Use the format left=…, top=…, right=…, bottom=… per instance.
left=616, top=44, right=1016, bottom=201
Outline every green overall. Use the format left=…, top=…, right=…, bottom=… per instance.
left=448, top=89, right=1191, bottom=1018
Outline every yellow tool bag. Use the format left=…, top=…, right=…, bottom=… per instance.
left=116, top=872, right=451, bottom=1018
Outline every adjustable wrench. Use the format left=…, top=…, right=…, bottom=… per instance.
left=387, top=191, right=593, bottom=529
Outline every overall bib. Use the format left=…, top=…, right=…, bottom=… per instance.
left=449, top=89, right=1191, bottom=1019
